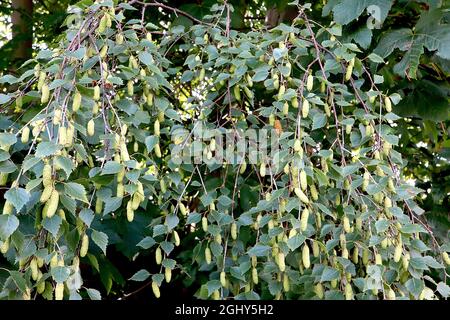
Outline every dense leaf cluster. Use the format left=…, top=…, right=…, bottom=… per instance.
left=0, top=0, right=448, bottom=300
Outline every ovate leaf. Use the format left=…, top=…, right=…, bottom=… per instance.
left=137, top=236, right=156, bottom=249
left=51, top=266, right=71, bottom=283
left=9, top=271, right=27, bottom=293
left=0, top=214, right=20, bottom=240
left=55, top=156, right=75, bottom=177
left=4, top=187, right=30, bottom=212
left=437, top=282, right=450, bottom=298
left=247, top=245, right=271, bottom=257
left=405, top=278, right=424, bottom=298
left=91, top=230, right=108, bottom=255
left=79, top=209, right=95, bottom=227
left=86, top=288, right=102, bottom=300
left=0, top=93, right=11, bottom=104
left=331, top=0, right=392, bottom=25
left=321, top=267, right=340, bottom=282
left=129, top=269, right=151, bottom=281
left=42, top=215, right=62, bottom=238
left=64, top=182, right=88, bottom=203
left=35, top=142, right=62, bottom=158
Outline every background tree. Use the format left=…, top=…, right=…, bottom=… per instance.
left=11, top=0, right=33, bottom=60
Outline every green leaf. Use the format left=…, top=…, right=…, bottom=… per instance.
left=367, top=53, right=384, bottom=63
left=49, top=79, right=67, bottom=90
left=51, top=266, right=71, bottom=283
left=165, top=214, right=179, bottom=231
left=0, top=160, right=17, bottom=173
left=149, top=274, right=162, bottom=287
left=341, top=164, right=360, bottom=177
left=22, top=178, right=38, bottom=196
left=154, top=96, right=169, bottom=111
left=145, top=135, right=158, bottom=152
left=85, top=253, right=100, bottom=272
left=153, top=225, right=167, bottom=237
left=66, top=47, right=86, bottom=60
left=0, top=75, right=18, bottom=84
left=42, top=215, right=62, bottom=238
left=137, top=236, right=156, bottom=249
left=217, top=195, right=233, bottom=207
left=0, top=133, right=16, bottom=147
left=101, top=161, right=123, bottom=175
left=206, top=280, right=222, bottom=295
left=35, top=142, right=62, bottom=158
left=160, top=241, right=174, bottom=255
left=321, top=267, right=340, bottom=282
left=138, top=51, right=153, bottom=66
left=273, top=48, right=286, bottom=61
left=61, top=194, right=77, bottom=214
left=416, top=9, right=450, bottom=60
left=164, top=108, right=182, bottom=122
left=375, top=9, right=450, bottom=78
left=396, top=185, right=423, bottom=200
left=0, top=150, right=10, bottom=162
left=252, top=70, right=269, bottom=82
left=382, top=134, right=398, bottom=146
left=22, top=157, right=41, bottom=173
left=374, top=74, right=384, bottom=84
left=314, top=168, right=329, bottom=187
left=410, top=257, right=428, bottom=270
left=129, top=269, right=151, bottom=281
left=79, top=208, right=95, bottom=227
left=54, top=156, right=75, bottom=177
left=0, top=93, right=11, bottom=104
left=64, top=182, right=88, bottom=203
left=103, top=197, right=122, bottom=215
left=317, top=204, right=335, bottom=219
left=86, top=288, right=102, bottom=300
left=405, top=278, right=424, bottom=298
left=247, top=244, right=271, bottom=257
left=312, top=113, right=327, bottom=130
left=401, top=223, right=427, bottom=234
left=366, top=183, right=383, bottom=195
left=181, top=70, right=194, bottom=82
left=423, top=256, right=444, bottom=269
left=0, top=214, right=20, bottom=240
left=91, top=230, right=108, bottom=255
left=268, top=280, right=282, bottom=296
left=344, top=25, right=372, bottom=49
left=210, top=240, right=225, bottom=257
left=437, top=282, right=450, bottom=298
left=162, top=258, right=176, bottom=269
left=4, top=187, right=30, bottom=212
left=287, top=234, right=306, bottom=251
left=119, top=2, right=138, bottom=10
left=375, top=219, right=390, bottom=233
left=331, top=0, right=392, bottom=25
left=186, top=212, right=201, bottom=224
left=36, top=49, right=53, bottom=59
left=9, top=271, right=27, bottom=293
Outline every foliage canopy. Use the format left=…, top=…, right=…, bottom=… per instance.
left=0, top=0, right=449, bottom=300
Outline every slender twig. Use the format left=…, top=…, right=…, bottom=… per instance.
left=132, top=0, right=214, bottom=26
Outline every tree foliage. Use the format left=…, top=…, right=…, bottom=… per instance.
left=0, top=0, right=449, bottom=300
